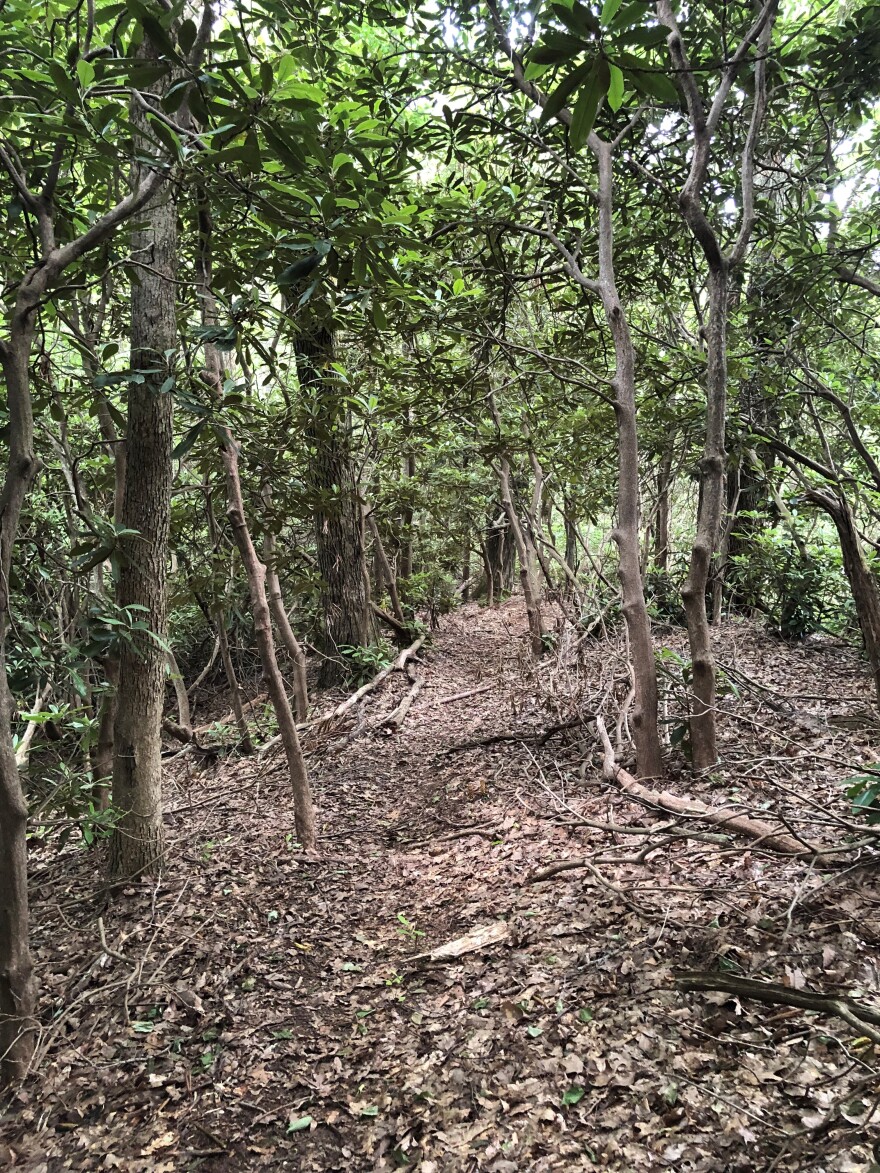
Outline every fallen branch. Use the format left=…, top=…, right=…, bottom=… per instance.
left=443, top=713, right=594, bottom=756
left=594, top=716, right=818, bottom=856
left=380, top=667, right=422, bottom=734
left=318, top=633, right=426, bottom=728
left=410, top=921, right=510, bottom=963
left=257, top=633, right=428, bottom=756
left=676, top=971, right=880, bottom=1043
left=436, top=684, right=492, bottom=706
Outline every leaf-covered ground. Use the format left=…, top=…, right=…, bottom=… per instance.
left=3, top=600, right=880, bottom=1172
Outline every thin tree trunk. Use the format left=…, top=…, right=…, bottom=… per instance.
left=221, top=439, right=317, bottom=849
left=681, top=261, right=728, bottom=768
left=494, top=447, right=544, bottom=658
left=262, top=526, right=309, bottom=723
left=166, top=649, right=192, bottom=737
left=593, top=142, right=663, bottom=779
left=807, top=488, right=880, bottom=706
left=654, top=454, right=672, bottom=572
left=365, top=506, right=405, bottom=626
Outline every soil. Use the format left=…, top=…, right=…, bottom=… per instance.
left=2, top=600, right=880, bottom=1172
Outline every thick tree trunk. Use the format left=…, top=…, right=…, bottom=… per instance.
left=109, top=63, right=176, bottom=877
left=681, top=262, right=728, bottom=770
left=807, top=488, right=880, bottom=706
left=0, top=334, right=39, bottom=1084
left=298, top=328, right=376, bottom=685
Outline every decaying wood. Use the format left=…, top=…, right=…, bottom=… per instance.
left=380, top=666, right=422, bottom=733
left=436, top=684, right=492, bottom=706
left=411, top=921, right=511, bottom=963
left=595, top=716, right=818, bottom=856
left=676, top=971, right=880, bottom=1043
left=316, top=633, right=426, bottom=728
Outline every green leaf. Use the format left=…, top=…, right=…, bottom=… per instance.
left=359, top=1105, right=379, bottom=1117
left=570, top=59, right=609, bottom=150
left=628, top=67, right=678, bottom=104
left=526, top=1024, right=543, bottom=1037
left=259, top=60, right=274, bottom=94
left=76, top=58, right=96, bottom=88
left=287, top=1115, right=313, bottom=1133
left=601, top=0, right=624, bottom=24
left=539, top=58, right=594, bottom=125
left=172, top=420, right=206, bottom=461
left=178, top=18, right=197, bottom=54
left=551, top=2, right=600, bottom=38
left=607, top=62, right=625, bottom=111
left=562, top=1085, right=586, bottom=1106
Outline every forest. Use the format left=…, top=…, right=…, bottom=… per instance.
left=1, top=0, right=880, bottom=1168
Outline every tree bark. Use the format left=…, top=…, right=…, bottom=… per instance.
left=298, top=327, right=376, bottom=684
left=0, top=332, right=40, bottom=1084
left=222, top=439, right=317, bottom=849
left=262, top=524, right=310, bottom=723
left=493, top=444, right=544, bottom=658
left=365, top=506, right=406, bottom=627
left=806, top=488, right=880, bottom=706
left=681, top=262, right=729, bottom=768
left=109, top=54, right=177, bottom=877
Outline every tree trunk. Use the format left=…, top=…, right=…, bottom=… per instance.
left=654, top=454, right=672, bottom=572
left=222, top=439, right=317, bottom=849
left=594, top=141, right=663, bottom=779
left=681, top=262, right=728, bottom=770
left=109, top=64, right=176, bottom=877
left=495, top=451, right=544, bottom=657
left=0, top=332, right=39, bottom=1084
left=807, top=488, right=880, bottom=706
left=263, top=527, right=310, bottom=723
left=204, top=493, right=254, bottom=752
left=298, top=327, right=376, bottom=685
left=365, top=506, right=406, bottom=627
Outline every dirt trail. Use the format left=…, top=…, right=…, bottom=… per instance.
left=3, top=601, right=880, bottom=1172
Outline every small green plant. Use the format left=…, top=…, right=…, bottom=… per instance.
left=338, top=641, right=392, bottom=685
left=843, top=764, right=880, bottom=824
left=395, top=912, right=425, bottom=943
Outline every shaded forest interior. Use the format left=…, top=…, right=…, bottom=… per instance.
left=2, top=0, right=880, bottom=1170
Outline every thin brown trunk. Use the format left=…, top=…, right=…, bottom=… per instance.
left=654, top=454, right=672, bottom=572
left=365, top=506, right=405, bottom=626
left=262, top=526, right=309, bottom=723
left=221, top=438, right=316, bottom=849
left=807, top=488, right=880, bottom=706
left=205, top=490, right=253, bottom=754
left=166, top=649, right=192, bottom=737
left=594, top=142, right=663, bottom=779
left=495, top=448, right=543, bottom=658
left=681, top=262, right=728, bottom=769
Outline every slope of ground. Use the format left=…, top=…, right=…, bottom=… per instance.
left=3, top=601, right=880, bottom=1172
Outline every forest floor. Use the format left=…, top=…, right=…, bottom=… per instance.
left=3, top=600, right=880, bottom=1172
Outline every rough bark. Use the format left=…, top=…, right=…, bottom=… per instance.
left=494, top=448, right=544, bottom=658
left=658, top=0, right=776, bottom=770
left=806, top=488, right=880, bottom=707
left=298, top=327, right=376, bottom=685
left=109, top=57, right=177, bottom=877
left=0, top=333, right=40, bottom=1084
left=205, top=495, right=253, bottom=753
